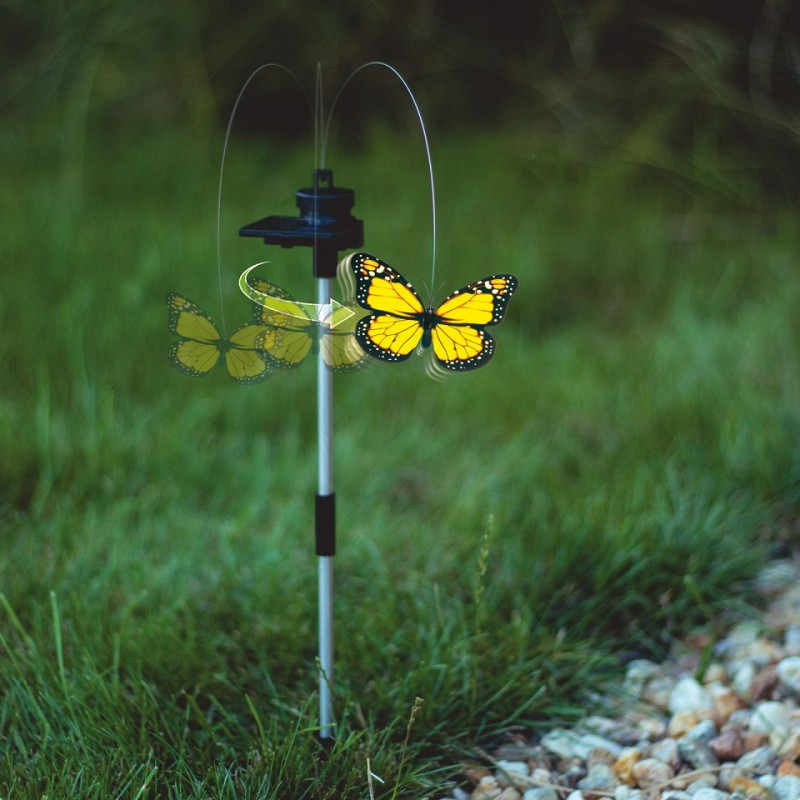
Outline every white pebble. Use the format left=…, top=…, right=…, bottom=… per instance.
left=669, top=677, right=713, bottom=714
left=632, top=758, right=674, bottom=790
left=749, top=701, right=792, bottom=735
left=774, top=775, right=800, bottom=800
left=540, top=730, right=582, bottom=760
left=496, top=761, right=530, bottom=778
left=648, top=737, right=680, bottom=769
left=614, top=788, right=644, bottom=800
left=785, top=626, right=800, bottom=657
left=687, top=719, right=718, bottom=744
left=524, top=790, right=558, bottom=800
left=737, top=745, right=780, bottom=773
left=624, top=660, right=660, bottom=698
left=643, top=676, right=675, bottom=710
left=531, top=768, right=551, bottom=784
left=687, top=777, right=718, bottom=795
left=733, top=663, right=757, bottom=697
left=724, top=709, right=753, bottom=731
left=720, top=623, right=761, bottom=651
left=577, top=763, right=617, bottom=793
left=755, top=561, right=798, bottom=594
left=718, top=765, right=743, bottom=791
left=541, top=729, right=621, bottom=761
left=582, top=734, right=623, bottom=758
left=778, top=658, right=800, bottom=697
left=692, top=789, right=730, bottom=800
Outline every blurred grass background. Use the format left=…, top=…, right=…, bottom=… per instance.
left=2, top=1, right=800, bottom=796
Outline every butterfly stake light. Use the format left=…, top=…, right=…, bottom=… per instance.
left=168, top=61, right=519, bottom=750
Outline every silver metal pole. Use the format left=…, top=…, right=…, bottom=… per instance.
left=317, top=276, right=334, bottom=740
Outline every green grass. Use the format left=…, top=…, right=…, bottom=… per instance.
left=1, top=118, right=800, bottom=796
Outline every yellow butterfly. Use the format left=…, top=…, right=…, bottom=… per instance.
left=246, top=275, right=368, bottom=373
left=348, top=253, right=518, bottom=371
left=165, top=292, right=273, bottom=384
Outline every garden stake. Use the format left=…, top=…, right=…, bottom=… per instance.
left=240, top=168, right=364, bottom=742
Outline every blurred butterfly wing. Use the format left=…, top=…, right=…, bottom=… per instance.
left=166, top=293, right=222, bottom=377
left=350, top=253, right=425, bottom=317
left=247, top=276, right=310, bottom=329
left=168, top=340, right=220, bottom=377
left=246, top=276, right=316, bottom=368
left=356, top=315, right=424, bottom=362
left=321, top=304, right=368, bottom=372
left=265, top=323, right=314, bottom=368
left=433, top=275, right=519, bottom=327
left=226, top=323, right=272, bottom=384
left=223, top=349, right=270, bottom=384
left=321, top=333, right=367, bottom=372
left=431, top=325, right=496, bottom=371
left=166, top=292, right=221, bottom=342
left=229, top=323, right=269, bottom=349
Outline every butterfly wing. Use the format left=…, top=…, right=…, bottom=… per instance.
left=350, top=253, right=426, bottom=362
left=356, top=315, right=424, bottom=362
left=350, top=253, right=425, bottom=317
left=247, top=277, right=307, bottom=328
left=267, top=324, right=315, bottom=368
left=430, top=325, right=496, bottom=371
left=429, top=275, right=518, bottom=371
left=166, top=292, right=221, bottom=341
left=434, top=275, right=519, bottom=327
left=166, top=293, right=222, bottom=376
left=226, top=323, right=272, bottom=384
left=168, top=339, right=221, bottom=377
left=320, top=302, right=368, bottom=372
left=246, top=276, right=315, bottom=368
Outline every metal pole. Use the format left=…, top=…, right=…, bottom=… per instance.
left=239, top=170, right=360, bottom=746
left=316, top=275, right=334, bottom=740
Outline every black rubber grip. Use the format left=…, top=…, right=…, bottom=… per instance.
left=316, top=493, right=336, bottom=556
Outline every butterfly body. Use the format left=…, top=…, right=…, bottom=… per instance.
left=349, top=253, right=518, bottom=371
left=418, top=309, right=440, bottom=349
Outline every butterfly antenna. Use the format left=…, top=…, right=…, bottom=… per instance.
left=215, top=63, right=311, bottom=337
left=420, top=279, right=432, bottom=308
left=422, top=279, right=446, bottom=307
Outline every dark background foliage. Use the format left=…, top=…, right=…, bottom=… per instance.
left=2, top=1, right=799, bottom=195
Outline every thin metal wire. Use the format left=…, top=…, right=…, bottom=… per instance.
left=321, top=62, right=438, bottom=292
left=215, top=64, right=311, bottom=335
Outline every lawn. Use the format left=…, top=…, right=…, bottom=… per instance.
left=1, top=119, right=799, bottom=796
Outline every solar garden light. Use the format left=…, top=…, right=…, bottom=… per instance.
left=239, top=167, right=364, bottom=743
